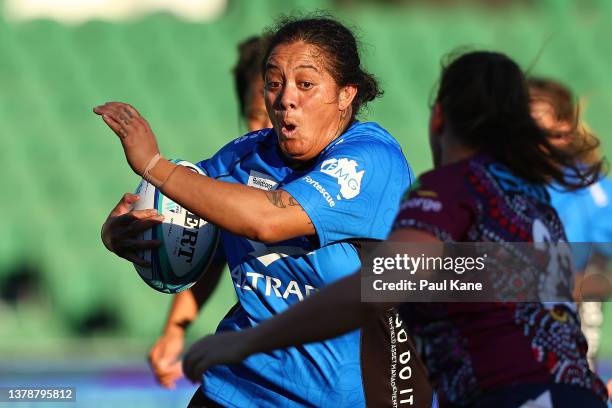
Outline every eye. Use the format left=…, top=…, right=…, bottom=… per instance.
left=300, top=81, right=313, bottom=89
left=266, top=81, right=282, bottom=90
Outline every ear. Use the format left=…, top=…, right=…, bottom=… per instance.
left=430, top=103, right=444, bottom=134
left=338, top=85, right=358, bottom=111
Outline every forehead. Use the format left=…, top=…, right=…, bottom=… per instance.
left=266, top=41, right=327, bottom=73
left=530, top=98, right=555, bottom=115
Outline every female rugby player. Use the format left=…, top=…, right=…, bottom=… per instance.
left=182, top=51, right=609, bottom=407
left=96, top=16, right=433, bottom=408
left=529, top=77, right=612, bottom=375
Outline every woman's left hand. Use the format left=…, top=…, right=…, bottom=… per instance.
left=94, top=102, right=160, bottom=176
left=183, top=331, right=254, bottom=383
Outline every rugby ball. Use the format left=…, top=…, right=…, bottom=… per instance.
left=132, top=159, right=219, bottom=294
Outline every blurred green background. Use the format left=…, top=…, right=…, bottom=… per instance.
left=1, top=0, right=611, bottom=361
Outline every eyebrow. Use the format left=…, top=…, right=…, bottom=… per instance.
left=264, top=63, right=319, bottom=72
left=295, top=64, right=319, bottom=72
left=265, top=62, right=280, bottom=71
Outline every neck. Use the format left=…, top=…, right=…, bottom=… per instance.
left=439, top=131, right=478, bottom=166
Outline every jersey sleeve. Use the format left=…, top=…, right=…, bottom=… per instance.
left=589, top=190, right=612, bottom=259
left=196, top=129, right=270, bottom=180
left=393, top=171, right=476, bottom=241
left=282, top=140, right=412, bottom=247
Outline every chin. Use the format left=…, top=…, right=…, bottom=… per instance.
left=280, top=141, right=306, bottom=158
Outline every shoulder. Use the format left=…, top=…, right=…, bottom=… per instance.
left=196, top=128, right=275, bottom=175
left=322, top=122, right=408, bottom=171
left=399, top=163, right=474, bottom=221
left=395, top=163, right=476, bottom=241
left=416, top=160, right=472, bottom=196
left=337, top=121, right=403, bottom=152
left=203, top=128, right=274, bottom=162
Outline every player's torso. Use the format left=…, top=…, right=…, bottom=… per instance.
left=203, top=130, right=364, bottom=317
left=399, top=156, right=605, bottom=405
left=199, top=129, right=369, bottom=407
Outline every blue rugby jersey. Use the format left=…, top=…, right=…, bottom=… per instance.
left=548, top=177, right=612, bottom=270
left=197, top=122, right=412, bottom=407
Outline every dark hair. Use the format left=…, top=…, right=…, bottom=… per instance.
left=528, top=77, right=602, bottom=166
left=434, top=51, right=604, bottom=190
left=232, top=35, right=270, bottom=117
left=262, top=15, right=382, bottom=118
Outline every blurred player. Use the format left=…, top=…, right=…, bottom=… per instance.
left=529, top=77, right=612, bottom=372
left=232, top=36, right=272, bottom=133
left=181, top=51, right=609, bottom=407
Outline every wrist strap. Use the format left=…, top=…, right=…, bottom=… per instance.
left=143, top=153, right=180, bottom=189
left=143, top=153, right=163, bottom=186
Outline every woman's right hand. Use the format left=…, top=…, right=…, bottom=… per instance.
left=101, top=193, right=164, bottom=266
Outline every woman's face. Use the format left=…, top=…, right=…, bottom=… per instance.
left=264, top=41, right=353, bottom=162
left=529, top=97, right=572, bottom=149
left=245, top=76, right=272, bottom=132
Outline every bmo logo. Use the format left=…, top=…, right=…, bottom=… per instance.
left=320, top=158, right=364, bottom=200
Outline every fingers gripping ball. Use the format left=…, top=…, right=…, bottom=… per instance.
left=132, top=159, right=219, bottom=293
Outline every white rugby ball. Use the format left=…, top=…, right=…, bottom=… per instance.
left=132, top=159, right=219, bottom=294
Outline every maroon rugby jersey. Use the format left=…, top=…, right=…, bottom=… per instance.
left=394, top=155, right=607, bottom=406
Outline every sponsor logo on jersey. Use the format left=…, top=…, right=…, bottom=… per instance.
left=402, top=197, right=442, bottom=212
left=416, top=190, right=438, bottom=198
left=233, top=131, right=263, bottom=145
left=165, top=202, right=181, bottom=214
left=230, top=264, right=317, bottom=301
left=247, top=239, right=314, bottom=267
left=320, top=158, right=364, bottom=200
left=227, top=241, right=317, bottom=301
left=304, top=175, right=336, bottom=207
left=247, top=170, right=278, bottom=191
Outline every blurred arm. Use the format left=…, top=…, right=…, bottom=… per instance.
left=183, top=229, right=439, bottom=381
left=163, top=256, right=226, bottom=335
left=149, top=253, right=226, bottom=388
left=241, top=229, right=437, bottom=352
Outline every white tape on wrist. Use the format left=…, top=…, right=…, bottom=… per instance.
left=143, top=153, right=163, bottom=186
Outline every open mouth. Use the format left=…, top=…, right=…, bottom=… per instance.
left=280, top=122, right=297, bottom=137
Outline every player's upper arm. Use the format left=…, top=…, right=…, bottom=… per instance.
left=253, top=189, right=316, bottom=243
left=393, top=171, right=476, bottom=241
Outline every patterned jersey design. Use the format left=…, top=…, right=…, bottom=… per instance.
left=395, top=155, right=607, bottom=406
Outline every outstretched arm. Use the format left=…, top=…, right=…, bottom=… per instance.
left=182, top=271, right=377, bottom=382
left=182, top=228, right=439, bottom=382
left=94, top=102, right=314, bottom=243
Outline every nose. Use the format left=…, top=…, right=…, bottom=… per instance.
left=277, top=82, right=298, bottom=111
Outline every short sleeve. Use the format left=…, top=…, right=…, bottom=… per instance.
left=283, top=141, right=412, bottom=247
left=196, top=129, right=272, bottom=180
left=393, top=171, right=476, bottom=242
left=589, top=188, right=612, bottom=259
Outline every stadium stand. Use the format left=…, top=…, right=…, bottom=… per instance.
left=0, top=0, right=611, bottom=358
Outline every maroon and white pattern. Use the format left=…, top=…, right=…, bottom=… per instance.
left=395, top=155, right=607, bottom=405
